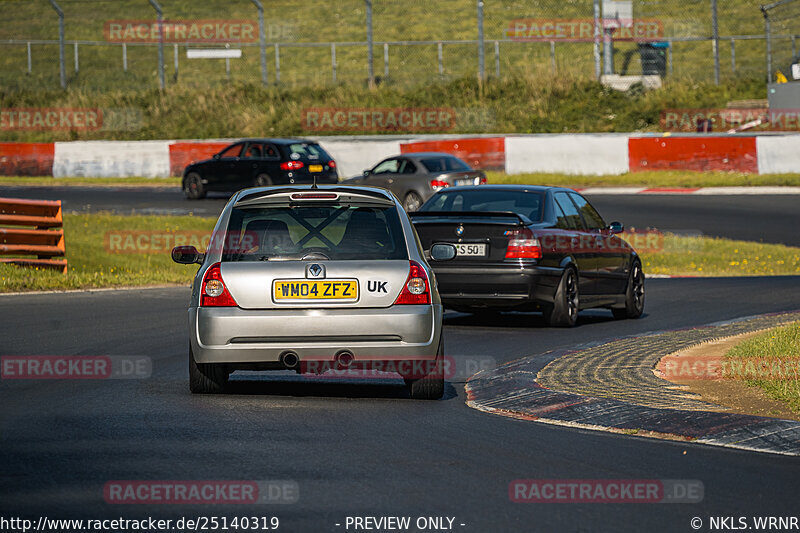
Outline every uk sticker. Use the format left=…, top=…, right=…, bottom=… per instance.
left=366, top=280, right=391, bottom=296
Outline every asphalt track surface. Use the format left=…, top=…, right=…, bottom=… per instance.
left=1, top=185, right=799, bottom=246
left=2, top=277, right=800, bottom=531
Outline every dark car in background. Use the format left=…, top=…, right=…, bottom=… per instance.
left=410, top=185, right=645, bottom=327
left=344, top=152, right=486, bottom=212
left=183, top=138, right=338, bottom=199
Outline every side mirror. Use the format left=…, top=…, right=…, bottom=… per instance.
left=171, top=245, right=204, bottom=265
left=213, top=153, right=221, bottom=160
left=430, top=243, right=457, bottom=261
left=362, top=170, right=370, bottom=177
left=607, top=221, right=624, bottom=234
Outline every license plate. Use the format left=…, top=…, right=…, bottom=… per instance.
left=455, top=243, right=487, bottom=256
left=309, top=164, right=323, bottom=173
left=455, top=178, right=477, bottom=186
left=273, top=279, right=358, bottom=301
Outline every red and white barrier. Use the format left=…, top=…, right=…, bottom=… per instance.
left=0, top=134, right=798, bottom=178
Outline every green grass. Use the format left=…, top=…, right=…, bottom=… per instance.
left=0, top=176, right=180, bottom=187
left=0, top=74, right=768, bottom=141
left=725, top=322, right=800, bottom=415
left=0, top=213, right=214, bottom=292
left=486, top=171, right=800, bottom=188
left=640, top=235, right=800, bottom=277
left=1, top=213, right=799, bottom=293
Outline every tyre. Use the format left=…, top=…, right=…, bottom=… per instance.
left=544, top=267, right=579, bottom=327
left=183, top=172, right=206, bottom=200
left=406, top=337, right=445, bottom=400
left=189, top=344, right=229, bottom=394
left=612, top=260, right=645, bottom=319
left=403, top=191, right=423, bottom=212
left=254, top=174, right=273, bottom=187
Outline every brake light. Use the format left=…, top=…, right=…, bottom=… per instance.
left=504, top=229, right=541, bottom=259
left=290, top=192, right=339, bottom=200
left=328, top=160, right=336, bottom=169
left=200, top=263, right=238, bottom=307
left=393, top=260, right=431, bottom=305
left=280, top=161, right=305, bottom=170
left=430, top=179, right=450, bottom=191
left=478, top=176, right=487, bottom=184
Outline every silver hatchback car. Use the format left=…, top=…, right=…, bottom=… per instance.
left=172, top=185, right=455, bottom=399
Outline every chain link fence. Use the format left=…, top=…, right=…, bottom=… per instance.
left=0, top=0, right=791, bottom=92
left=762, top=0, right=800, bottom=81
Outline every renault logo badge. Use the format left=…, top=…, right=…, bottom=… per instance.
left=306, top=263, right=325, bottom=279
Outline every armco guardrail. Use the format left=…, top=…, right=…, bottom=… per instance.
left=0, top=198, right=67, bottom=273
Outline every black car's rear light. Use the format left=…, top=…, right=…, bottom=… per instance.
left=281, top=161, right=305, bottom=170
left=201, top=263, right=239, bottom=307
left=504, top=228, right=542, bottom=259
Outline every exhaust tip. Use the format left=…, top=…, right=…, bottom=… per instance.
left=281, top=351, right=299, bottom=369
left=335, top=350, right=354, bottom=368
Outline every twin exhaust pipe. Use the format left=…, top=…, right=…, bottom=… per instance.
left=280, top=350, right=354, bottom=369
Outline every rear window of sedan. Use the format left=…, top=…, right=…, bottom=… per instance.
left=221, top=205, right=408, bottom=261
left=419, top=156, right=472, bottom=173
left=419, top=189, right=544, bottom=222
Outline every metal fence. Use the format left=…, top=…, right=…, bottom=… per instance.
left=0, top=0, right=792, bottom=91
left=762, top=0, right=800, bottom=82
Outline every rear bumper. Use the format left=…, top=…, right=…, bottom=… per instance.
left=433, top=264, right=560, bottom=309
left=190, top=304, right=442, bottom=364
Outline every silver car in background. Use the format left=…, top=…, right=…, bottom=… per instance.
left=172, top=185, right=455, bottom=399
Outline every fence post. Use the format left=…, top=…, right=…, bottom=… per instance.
left=275, top=44, right=280, bottom=83
left=123, top=42, right=127, bottom=72
left=48, top=0, right=66, bottom=89
left=438, top=41, right=444, bottom=75
left=27, top=42, right=32, bottom=74
left=762, top=6, right=772, bottom=82
left=173, top=43, right=178, bottom=82
left=250, top=0, right=268, bottom=86
left=667, top=38, right=673, bottom=75
left=494, top=40, right=500, bottom=77
left=383, top=42, right=389, bottom=77
left=331, top=43, right=337, bottom=82
left=366, top=0, right=374, bottom=86
left=730, top=38, right=736, bottom=72
left=477, top=0, right=485, bottom=80
left=74, top=42, right=79, bottom=73
left=226, top=57, right=231, bottom=79
left=593, top=0, right=601, bottom=79
left=711, top=0, right=720, bottom=84
left=550, top=40, right=556, bottom=73
left=148, top=0, right=165, bottom=90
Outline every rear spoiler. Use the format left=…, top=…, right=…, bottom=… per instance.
left=409, top=211, right=532, bottom=226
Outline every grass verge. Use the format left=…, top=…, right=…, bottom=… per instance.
left=0, top=177, right=181, bottom=187
left=1, top=214, right=799, bottom=293
left=486, top=171, right=800, bottom=188
left=725, top=322, right=800, bottom=415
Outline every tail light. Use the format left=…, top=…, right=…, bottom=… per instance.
left=393, top=261, right=431, bottom=305
left=478, top=176, right=487, bottom=184
left=504, top=228, right=541, bottom=259
left=328, top=160, right=336, bottom=169
left=200, top=263, right=238, bottom=307
left=430, top=179, right=450, bottom=191
left=280, top=161, right=305, bottom=170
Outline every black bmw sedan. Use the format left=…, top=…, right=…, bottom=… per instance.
left=410, top=185, right=645, bottom=327
left=182, top=138, right=338, bottom=199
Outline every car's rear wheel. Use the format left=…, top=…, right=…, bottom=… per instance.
left=544, top=267, right=579, bottom=327
left=254, top=174, right=273, bottom=187
left=612, top=260, right=645, bottom=319
left=189, top=344, right=229, bottom=394
left=183, top=172, right=206, bottom=200
left=406, top=337, right=444, bottom=400
left=403, top=191, right=423, bottom=212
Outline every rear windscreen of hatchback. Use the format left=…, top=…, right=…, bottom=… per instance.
left=285, top=143, right=331, bottom=162
left=222, top=205, right=408, bottom=261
